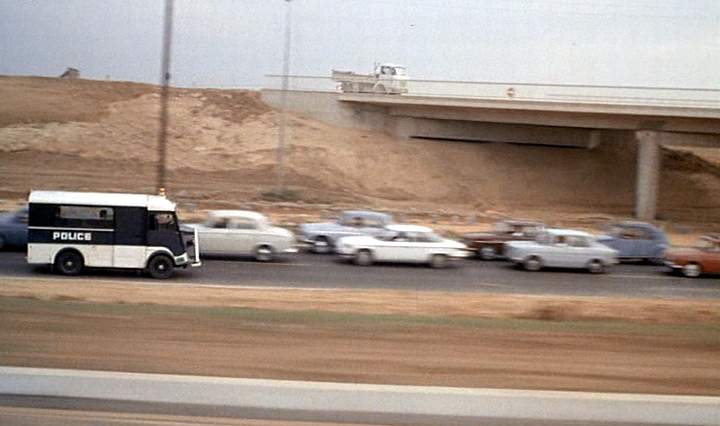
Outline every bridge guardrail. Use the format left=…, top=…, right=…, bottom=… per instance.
left=265, top=75, right=720, bottom=109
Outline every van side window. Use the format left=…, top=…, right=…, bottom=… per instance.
left=55, top=206, right=114, bottom=229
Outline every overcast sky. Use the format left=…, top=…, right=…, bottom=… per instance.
left=1, top=0, right=718, bottom=89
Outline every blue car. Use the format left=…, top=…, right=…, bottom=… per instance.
left=299, top=210, right=394, bottom=253
left=596, top=221, right=668, bottom=263
left=0, top=206, right=28, bottom=250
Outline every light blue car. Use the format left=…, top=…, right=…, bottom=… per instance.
left=0, top=206, right=28, bottom=250
left=596, top=221, right=669, bottom=263
left=299, top=210, right=393, bottom=253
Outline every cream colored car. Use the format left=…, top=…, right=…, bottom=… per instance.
left=336, top=224, right=469, bottom=268
left=189, top=210, right=297, bottom=261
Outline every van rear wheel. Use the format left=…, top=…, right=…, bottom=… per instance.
left=55, top=251, right=84, bottom=276
left=148, top=255, right=174, bottom=279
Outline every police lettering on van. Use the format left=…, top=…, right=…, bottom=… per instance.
left=27, top=190, right=201, bottom=279
left=52, top=231, right=92, bottom=241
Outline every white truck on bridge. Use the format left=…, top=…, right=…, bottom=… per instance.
left=332, top=63, right=409, bottom=95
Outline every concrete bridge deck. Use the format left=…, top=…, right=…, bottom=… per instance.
left=262, top=76, right=720, bottom=220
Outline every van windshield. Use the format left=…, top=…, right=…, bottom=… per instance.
left=151, top=212, right=178, bottom=231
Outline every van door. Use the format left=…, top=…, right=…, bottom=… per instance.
left=147, top=211, right=185, bottom=257
left=113, top=207, right=147, bottom=268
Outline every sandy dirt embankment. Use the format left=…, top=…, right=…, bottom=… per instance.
left=1, top=76, right=719, bottom=225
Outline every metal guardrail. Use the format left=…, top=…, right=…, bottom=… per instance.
left=265, top=75, right=720, bottom=109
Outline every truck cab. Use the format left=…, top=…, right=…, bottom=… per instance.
left=332, top=63, right=409, bottom=94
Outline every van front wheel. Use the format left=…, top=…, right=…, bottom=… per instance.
left=148, top=255, right=174, bottom=279
left=55, top=250, right=84, bottom=276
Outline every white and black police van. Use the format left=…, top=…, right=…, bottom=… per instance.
left=27, top=190, right=201, bottom=279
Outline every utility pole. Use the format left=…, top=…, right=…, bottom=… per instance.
left=276, top=0, right=293, bottom=193
left=157, top=0, right=174, bottom=193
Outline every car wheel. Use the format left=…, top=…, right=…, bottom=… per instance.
left=523, top=256, right=542, bottom=272
left=479, top=246, right=496, bottom=260
left=430, top=254, right=449, bottom=269
left=587, top=259, right=605, bottom=274
left=55, top=250, right=84, bottom=276
left=254, top=245, right=274, bottom=262
left=312, top=236, right=332, bottom=254
left=147, top=255, right=174, bottom=279
left=355, top=249, right=373, bottom=266
left=682, top=263, right=702, bottom=278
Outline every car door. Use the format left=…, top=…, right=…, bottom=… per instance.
left=546, top=235, right=573, bottom=268
left=374, top=233, right=409, bottom=262
left=8, top=210, right=28, bottom=245
left=567, top=236, right=592, bottom=268
left=198, top=218, right=230, bottom=255
left=633, top=228, right=658, bottom=258
left=403, top=232, right=431, bottom=263
left=228, top=217, right=259, bottom=255
left=608, top=229, right=635, bottom=258
left=704, top=244, right=720, bottom=273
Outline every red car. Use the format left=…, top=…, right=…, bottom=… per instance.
left=664, top=234, right=720, bottom=278
left=461, top=220, right=546, bottom=260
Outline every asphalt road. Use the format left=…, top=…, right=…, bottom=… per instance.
left=0, top=251, right=718, bottom=299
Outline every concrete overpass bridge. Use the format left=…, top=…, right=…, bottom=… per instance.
left=262, top=76, right=720, bottom=220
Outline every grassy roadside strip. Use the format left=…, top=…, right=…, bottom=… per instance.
left=0, top=278, right=719, bottom=325
left=2, top=292, right=720, bottom=395
left=1, top=295, right=719, bottom=343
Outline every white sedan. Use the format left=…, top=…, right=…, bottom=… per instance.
left=505, top=229, right=619, bottom=273
left=336, top=224, right=469, bottom=268
left=188, top=210, right=297, bottom=261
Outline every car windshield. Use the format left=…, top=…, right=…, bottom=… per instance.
left=415, top=231, right=443, bottom=243
left=378, top=230, right=443, bottom=243
left=535, top=233, right=552, bottom=244
left=339, top=213, right=389, bottom=227
left=696, top=238, right=720, bottom=251
left=495, top=222, right=541, bottom=236
left=493, top=222, right=512, bottom=233
left=608, top=226, right=624, bottom=237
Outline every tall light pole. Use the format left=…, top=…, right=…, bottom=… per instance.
left=157, top=0, right=174, bottom=193
left=276, top=0, right=293, bottom=193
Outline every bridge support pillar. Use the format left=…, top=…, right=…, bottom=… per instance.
left=635, top=130, right=662, bottom=220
